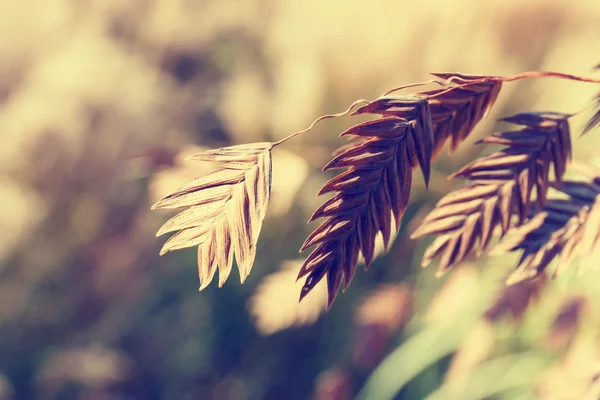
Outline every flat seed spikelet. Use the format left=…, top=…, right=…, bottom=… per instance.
left=412, top=112, right=572, bottom=275
left=299, top=95, right=433, bottom=307
left=496, top=165, right=600, bottom=284
left=423, top=73, right=502, bottom=158
left=152, top=142, right=273, bottom=289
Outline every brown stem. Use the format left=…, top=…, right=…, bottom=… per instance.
left=274, top=71, right=600, bottom=147
left=272, top=99, right=371, bottom=147
left=498, top=71, right=600, bottom=84
left=380, top=78, right=449, bottom=97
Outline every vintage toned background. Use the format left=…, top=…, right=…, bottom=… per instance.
left=1, top=0, right=600, bottom=399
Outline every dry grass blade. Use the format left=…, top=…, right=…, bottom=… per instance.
left=299, top=95, right=433, bottom=307
left=495, top=168, right=600, bottom=284
left=412, top=112, right=571, bottom=276
left=423, top=73, right=502, bottom=158
left=152, top=142, right=272, bottom=289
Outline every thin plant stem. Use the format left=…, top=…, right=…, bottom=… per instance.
left=568, top=101, right=597, bottom=119
left=275, top=71, right=600, bottom=147
left=272, top=99, right=371, bottom=147
left=380, top=79, right=449, bottom=97
left=498, top=71, right=600, bottom=84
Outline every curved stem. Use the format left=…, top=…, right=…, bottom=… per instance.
left=568, top=101, right=598, bottom=119
left=274, top=70, right=600, bottom=148
left=380, top=75, right=486, bottom=97
left=380, top=79, right=448, bottom=97
left=426, top=80, right=480, bottom=99
left=272, top=98, right=371, bottom=147
left=427, top=71, right=600, bottom=100
left=497, top=71, right=600, bottom=84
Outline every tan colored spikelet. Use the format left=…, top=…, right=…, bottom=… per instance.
left=412, top=112, right=572, bottom=275
left=495, top=167, right=600, bottom=283
left=423, top=73, right=502, bottom=158
left=299, top=94, right=433, bottom=307
left=152, top=142, right=272, bottom=289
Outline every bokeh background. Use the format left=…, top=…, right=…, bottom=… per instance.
left=2, top=0, right=600, bottom=399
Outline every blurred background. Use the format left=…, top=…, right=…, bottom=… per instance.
left=1, top=0, right=600, bottom=399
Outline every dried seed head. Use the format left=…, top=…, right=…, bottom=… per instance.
left=153, top=142, right=273, bottom=289
left=423, top=73, right=502, bottom=158
left=413, top=113, right=572, bottom=275
left=299, top=95, right=433, bottom=306
left=499, top=177, right=600, bottom=283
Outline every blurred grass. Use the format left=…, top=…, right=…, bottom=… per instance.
left=0, top=0, right=599, bottom=399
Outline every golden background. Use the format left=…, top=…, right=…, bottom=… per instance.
left=1, top=0, right=599, bottom=399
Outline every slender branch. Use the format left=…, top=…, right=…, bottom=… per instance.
left=426, top=81, right=486, bottom=99
left=497, top=70, right=600, bottom=84
left=272, top=98, right=371, bottom=147
left=380, top=78, right=449, bottom=97
left=274, top=70, right=600, bottom=148
left=567, top=101, right=597, bottom=119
